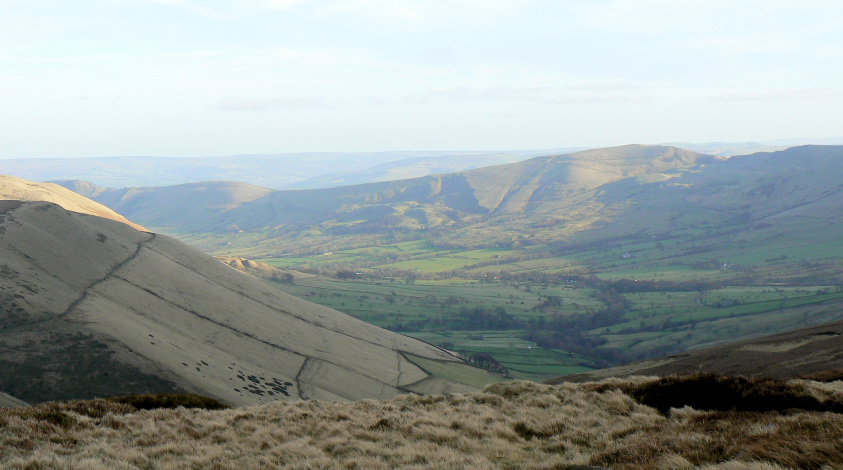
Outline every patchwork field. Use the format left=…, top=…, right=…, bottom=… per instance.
left=256, top=234, right=843, bottom=380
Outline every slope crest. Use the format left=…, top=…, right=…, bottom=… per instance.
left=0, top=175, right=146, bottom=231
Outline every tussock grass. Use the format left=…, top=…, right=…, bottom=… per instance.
left=797, top=369, right=843, bottom=382
left=2, top=378, right=842, bottom=469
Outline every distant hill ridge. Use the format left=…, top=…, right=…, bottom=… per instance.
left=55, top=144, right=710, bottom=235
left=4, top=150, right=565, bottom=190
left=51, top=144, right=843, bottom=268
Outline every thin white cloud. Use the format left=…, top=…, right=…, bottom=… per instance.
left=711, top=87, right=838, bottom=101
left=814, top=45, right=843, bottom=58
left=318, top=1, right=426, bottom=22
left=424, top=80, right=651, bottom=104
left=147, top=0, right=228, bottom=18
left=261, top=0, right=303, bottom=9
left=691, top=36, right=802, bottom=55
left=216, top=96, right=328, bottom=111
left=312, top=0, right=537, bottom=24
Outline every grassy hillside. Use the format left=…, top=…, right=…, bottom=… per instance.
left=56, top=145, right=843, bottom=380
left=70, top=181, right=275, bottom=233
left=0, top=185, right=493, bottom=405
left=3, top=375, right=843, bottom=469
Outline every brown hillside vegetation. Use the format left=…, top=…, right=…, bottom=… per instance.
left=2, top=376, right=843, bottom=469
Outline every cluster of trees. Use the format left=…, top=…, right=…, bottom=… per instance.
left=387, top=306, right=522, bottom=332
left=459, top=352, right=509, bottom=375
left=523, top=288, right=630, bottom=367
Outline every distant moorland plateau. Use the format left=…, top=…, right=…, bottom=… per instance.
left=4, top=150, right=562, bottom=190
left=0, top=140, right=801, bottom=190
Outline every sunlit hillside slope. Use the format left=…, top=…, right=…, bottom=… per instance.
left=0, top=175, right=146, bottom=231
left=0, top=179, right=493, bottom=406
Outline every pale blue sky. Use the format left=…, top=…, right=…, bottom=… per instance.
left=2, top=0, right=842, bottom=157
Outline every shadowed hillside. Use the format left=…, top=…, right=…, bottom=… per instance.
left=549, top=317, right=843, bottom=383
left=53, top=180, right=275, bottom=233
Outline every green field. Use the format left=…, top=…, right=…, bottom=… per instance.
left=243, top=205, right=843, bottom=380
left=266, top=257, right=843, bottom=380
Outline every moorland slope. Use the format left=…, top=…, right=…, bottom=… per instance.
left=551, top=317, right=843, bottom=383
left=0, top=181, right=493, bottom=406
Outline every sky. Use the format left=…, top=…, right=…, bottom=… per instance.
left=2, top=0, right=842, bottom=158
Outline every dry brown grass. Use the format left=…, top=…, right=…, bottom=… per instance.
left=797, top=369, right=843, bottom=382
left=2, top=378, right=843, bottom=469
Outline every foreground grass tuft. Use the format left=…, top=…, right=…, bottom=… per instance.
left=1, top=377, right=842, bottom=469
left=797, top=369, right=843, bottom=382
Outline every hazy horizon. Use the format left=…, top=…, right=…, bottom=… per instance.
left=2, top=1, right=842, bottom=158
left=3, top=138, right=843, bottom=161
